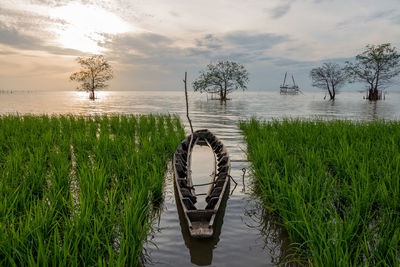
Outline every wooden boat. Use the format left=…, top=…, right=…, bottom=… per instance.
left=173, top=129, right=230, bottom=238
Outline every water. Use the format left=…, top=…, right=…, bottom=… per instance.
left=190, top=145, right=215, bottom=209
left=2, top=90, right=400, bottom=121
left=1, top=90, right=400, bottom=266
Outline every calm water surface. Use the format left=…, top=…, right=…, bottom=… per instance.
left=2, top=90, right=400, bottom=120
left=1, top=90, right=400, bottom=266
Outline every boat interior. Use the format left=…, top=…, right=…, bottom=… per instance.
left=174, top=130, right=230, bottom=214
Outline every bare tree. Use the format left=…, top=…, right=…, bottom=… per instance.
left=70, top=55, right=113, bottom=100
left=310, top=62, right=346, bottom=100
left=193, top=61, right=249, bottom=102
left=345, top=43, right=400, bottom=100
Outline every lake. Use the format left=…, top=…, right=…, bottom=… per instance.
left=1, top=90, right=400, bottom=266
left=1, top=90, right=400, bottom=120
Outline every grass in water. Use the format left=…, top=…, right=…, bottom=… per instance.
left=240, top=119, right=400, bottom=266
left=0, top=114, right=184, bottom=266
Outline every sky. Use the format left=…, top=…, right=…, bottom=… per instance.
left=0, top=0, right=399, bottom=91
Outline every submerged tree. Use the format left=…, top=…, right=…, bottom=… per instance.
left=193, top=61, right=249, bottom=102
left=70, top=55, right=113, bottom=100
left=345, top=43, right=400, bottom=100
left=310, top=62, right=346, bottom=100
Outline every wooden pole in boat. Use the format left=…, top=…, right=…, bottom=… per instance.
left=184, top=71, right=194, bottom=134
left=241, top=168, right=246, bottom=192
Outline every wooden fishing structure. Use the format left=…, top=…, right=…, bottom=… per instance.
left=280, top=72, right=300, bottom=95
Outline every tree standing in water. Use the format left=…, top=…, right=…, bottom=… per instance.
left=70, top=55, right=113, bottom=100
left=310, top=62, right=346, bottom=101
left=345, top=43, right=400, bottom=100
left=193, top=61, right=249, bottom=102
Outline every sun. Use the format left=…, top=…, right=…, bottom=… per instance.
left=50, top=2, right=131, bottom=54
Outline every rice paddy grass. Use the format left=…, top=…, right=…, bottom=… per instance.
left=240, top=119, right=400, bottom=266
left=0, top=114, right=184, bottom=266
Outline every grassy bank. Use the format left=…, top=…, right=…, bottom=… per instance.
left=0, top=114, right=184, bottom=266
left=240, top=119, right=400, bottom=266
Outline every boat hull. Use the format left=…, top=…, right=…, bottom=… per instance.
left=173, top=129, right=231, bottom=238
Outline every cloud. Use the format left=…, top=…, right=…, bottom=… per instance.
left=336, top=9, right=397, bottom=29
left=29, top=0, right=111, bottom=7
left=186, top=47, right=213, bottom=58
left=0, top=6, right=83, bottom=55
left=224, top=32, right=290, bottom=51
left=27, top=0, right=141, bottom=22
left=195, top=34, right=222, bottom=50
left=273, top=58, right=313, bottom=68
left=269, top=2, right=292, bottom=19
left=266, top=0, right=297, bottom=19
left=0, top=22, right=42, bottom=50
left=169, top=10, right=180, bottom=17
left=391, top=14, right=400, bottom=24
left=0, top=47, right=16, bottom=55
left=111, top=32, right=173, bottom=49
left=102, top=31, right=290, bottom=68
left=102, top=32, right=192, bottom=67
left=191, top=32, right=290, bottom=63
left=28, top=0, right=70, bottom=7
left=0, top=21, right=82, bottom=56
left=0, top=6, right=65, bottom=32
left=368, top=10, right=394, bottom=20
left=103, top=32, right=172, bottom=55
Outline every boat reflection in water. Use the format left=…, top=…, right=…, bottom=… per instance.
left=174, top=182, right=229, bottom=266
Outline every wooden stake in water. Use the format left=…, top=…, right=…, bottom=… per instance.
left=184, top=71, right=194, bottom=134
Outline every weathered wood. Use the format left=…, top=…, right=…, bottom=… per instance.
left=183, top=71, right=194, bottom=134
left=173, top=129, right=230, bottom=238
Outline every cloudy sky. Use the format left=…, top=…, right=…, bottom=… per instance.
left=0, top=0, right=399, bottom=91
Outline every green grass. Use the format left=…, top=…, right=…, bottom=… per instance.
left=240, top=119, right=400, bottom=266
left=0, top=114, right=184, bottom=266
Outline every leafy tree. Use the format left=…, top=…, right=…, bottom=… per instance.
left=193, top=61, right=249, bottom=102
left=345, top=43, right=400, bottom=100
left=70, top=55, right=113, bottom=100
left=310, top=62, right=346, bottom=100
